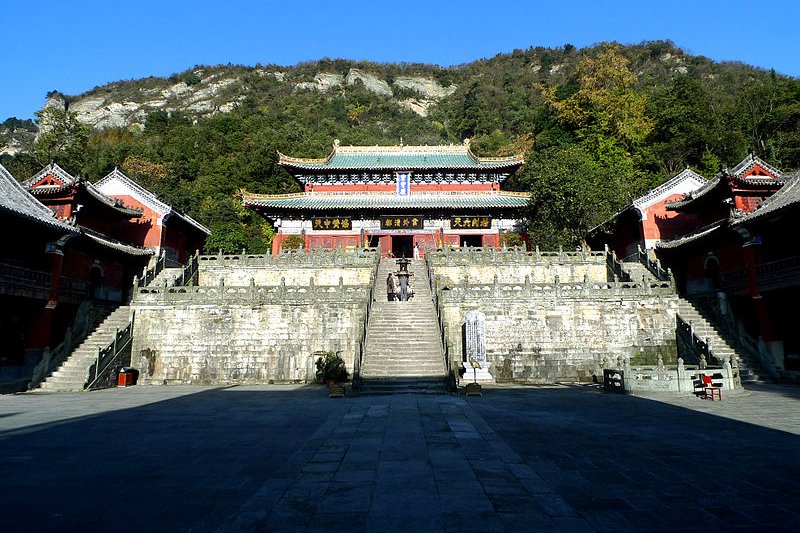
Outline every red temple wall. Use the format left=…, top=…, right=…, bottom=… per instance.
left=61, top=250, right=126, bottom=290
left=307, top=234, right=361, bottom=250
left=104, top=194, right=164, bottom=248
left=644, top=194, right=690, bottom=241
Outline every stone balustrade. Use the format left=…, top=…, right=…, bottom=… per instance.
left=135, top=280, right=369, bottom=304
left=437, top=279, right=674, bottom=301
left=424, top=246, right=605, bottom=266
left=198, top=247, right=379, bottom=269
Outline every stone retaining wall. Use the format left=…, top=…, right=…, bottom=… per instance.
left=427, top=248, right=608, bottom=285
left=131, top=286, right=369, bottom=385
left=130, top=249, right=378, bottom=386
left=199, top=267, right=373, bottom=287
left=435, top=277, right=678, bottom=384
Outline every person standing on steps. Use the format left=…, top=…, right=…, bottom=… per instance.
left=413, top=242, right=420, bottom=260
left=386, top=272, right=396, bottom=301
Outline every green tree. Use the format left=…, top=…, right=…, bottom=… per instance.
left=521, top=144, right=627, bottom=248
left=539, top=44, right=653, bottom=154
left=33, top=106, right=90, bottom=172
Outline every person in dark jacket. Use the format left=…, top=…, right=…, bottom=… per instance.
left=386, top=273, right=396, bottom=301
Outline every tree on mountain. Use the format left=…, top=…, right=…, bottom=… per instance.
left=521, top=144, right=627, bottom=249
left=539, top=44, right=653, bottom=154
left=33, top=106, right=90, bottom=173
left=527, top=45, right=654, bottom=246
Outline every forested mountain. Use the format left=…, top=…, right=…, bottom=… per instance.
left=2, top=41, right=798, bottom=251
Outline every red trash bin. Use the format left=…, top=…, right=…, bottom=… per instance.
left=117, top=368, right=138, bottom=387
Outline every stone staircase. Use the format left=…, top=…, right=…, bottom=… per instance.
left=359, top=258, right=448, bottom=394
left=623, top=258, right=766, bottom=385
left=621, top=260, right=660, bottom=283
left=148, top=267, right=184, bottom=287
left=37, top=306, right=133, bottom=392
left=676, top=298, right=766, bottom=385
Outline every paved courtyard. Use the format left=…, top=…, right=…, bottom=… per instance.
left=1, top=384, right=798, bottom=532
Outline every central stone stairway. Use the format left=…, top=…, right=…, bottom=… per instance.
left=359, top=258, right=448, bottom=394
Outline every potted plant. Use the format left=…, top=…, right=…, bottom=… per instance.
left=314, top=351, right=349, bottom=387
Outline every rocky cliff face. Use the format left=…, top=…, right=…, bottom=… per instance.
left=32, top=66, right=457, bottom=136
left=0, top=125, right=35, bottom=156
left=49, top=70, right=248, bottom=131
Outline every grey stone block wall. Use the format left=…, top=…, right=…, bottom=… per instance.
left=131, top=300, right=366, bottom=385
left=440, top=291, right=678, bottom=384
left=433, top=263, right=607, bottom=285
left=199, top=266, right=372, bottom=287
left=129, top=251, right=378, bottom=386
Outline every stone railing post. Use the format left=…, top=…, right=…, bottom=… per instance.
left=677, top=357, right=685, bottom=392
left=64, top=326, right=73, bottom=352
left=623, top=357, right=632, bottom=392
left=722, top=355, right=733, bottom=390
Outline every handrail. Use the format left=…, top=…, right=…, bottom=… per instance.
left=173, top=250, right=200, bottom=287
left=85, top=313, right=135, bottom=391
left=635, top=245, right=673, bottom=282
left=425, top=249, right=454, bottom=389
left=136, top=251, right=166, bottom=288
left=28, top=303, right=96, bottom=389
left=605, top=247, right=632, bottom=283
left=675, top=313, right=716, bottom=368
left=354, top=254, right=381, bottom=388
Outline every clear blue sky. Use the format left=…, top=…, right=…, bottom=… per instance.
left=3, top=0, right=798, bottom=121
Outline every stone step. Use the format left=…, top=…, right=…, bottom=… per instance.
left=363, top=368, right=446, bottom=375
left=362, top=371, right=447, bottom=379
left=364, top=351, right=443, bottom=358
left=368, top=329, right=441, bottom=335
left=678, top=296, right=771, bottom=386
left=38, top=306, right=132, bottom=392
left=52, top=366, right=92, bottom=376
left=362, top=259, right=444, bottom=390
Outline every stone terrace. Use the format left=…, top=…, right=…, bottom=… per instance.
left=426, top=248, right=678, bottom=384
left=2, top=385, right=798, bottom=531
left=130, top=249, right=379, bottom=385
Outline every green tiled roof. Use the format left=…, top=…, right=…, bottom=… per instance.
left=243, top=192, right=530, bottom=211
left=278, top=141, right=524, bottom=171
left=318, top=152, right=512, bottom=169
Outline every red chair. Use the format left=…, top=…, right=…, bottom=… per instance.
left=701, top=375, right=722, bottom=401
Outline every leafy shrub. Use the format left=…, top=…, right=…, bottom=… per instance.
left=314, top=351, right=348, bottom=383
left=502, top=232, right=524, bottom=247
left=282, top=235, right=304, bottom=249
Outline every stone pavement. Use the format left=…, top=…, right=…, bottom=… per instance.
left=1, top=384, right=798, bottom=532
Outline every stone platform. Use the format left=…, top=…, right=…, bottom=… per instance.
left=1, top=385, right=798, bottom=531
